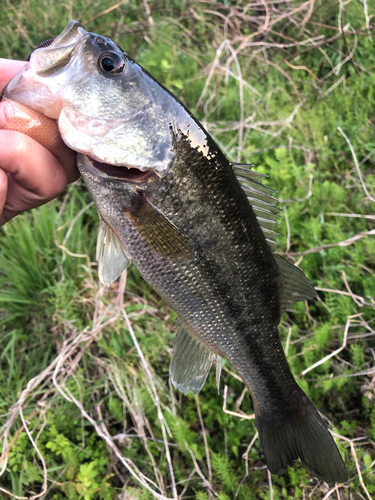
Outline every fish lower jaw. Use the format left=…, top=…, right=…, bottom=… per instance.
left=85, top=156, right=155, bottom=183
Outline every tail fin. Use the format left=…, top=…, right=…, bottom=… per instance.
left=255, top=393, right=347, bottom=484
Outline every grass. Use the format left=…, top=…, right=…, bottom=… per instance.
left=0, top=1, right=374, bottom=499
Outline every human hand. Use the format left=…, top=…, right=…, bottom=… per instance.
left=0, top=58, right=78, bottom=226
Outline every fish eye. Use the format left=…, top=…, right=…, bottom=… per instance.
left=98, top=52, right=125, bottom=75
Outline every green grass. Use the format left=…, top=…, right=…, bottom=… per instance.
left=0, top=1, right=375, bottom=498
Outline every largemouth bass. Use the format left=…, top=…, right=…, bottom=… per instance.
left=3, top=21, right=347, bottom=484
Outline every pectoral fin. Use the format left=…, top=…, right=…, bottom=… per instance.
left=126, top=194, right=193, bottom=260
left=96, top=219, right=131, bottom=286
left=171, top=322, right=222, bottom=395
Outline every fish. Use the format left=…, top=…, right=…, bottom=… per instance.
left=2, top=20, right=347, bottom=484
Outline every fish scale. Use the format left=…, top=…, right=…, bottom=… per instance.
left=105, top=133, right=299, bottom=411
left=3, top=19, right=347, bottom=484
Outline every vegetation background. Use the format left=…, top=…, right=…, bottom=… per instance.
left=0, top=0, right=374, bottom=498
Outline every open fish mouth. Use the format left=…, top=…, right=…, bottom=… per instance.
left=90, top=159, right=154, bottom=183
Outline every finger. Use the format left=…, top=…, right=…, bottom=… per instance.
left=0, top=59, right=26, bottom=91
left=0, top=168, right=8, bottom=226
left=47, top=140, right=78, bottom=184
left=0, top=130, right=70, bottom=214
left=0, top=98, right=61, bottom=147
left=34, top=117, right=79, bottom=184
left=0, top=99, right=78, bottom=184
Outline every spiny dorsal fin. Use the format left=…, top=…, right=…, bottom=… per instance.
left=96, top=219, right=131, bottom=286
left=171, top=322, right=222, bottom=395
left=232, top=163, right=316, bottom=308
left=274, top=254, right=317, bottom=312
left=231, top=162, right=282, bottom=251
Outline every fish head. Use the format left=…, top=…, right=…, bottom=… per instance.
left=3, top=20, right=188, bottom=177
left=3, top=20, right=213, bottom=274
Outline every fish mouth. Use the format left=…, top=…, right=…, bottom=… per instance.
left=50, top=20, right=87, bottom=50
left=91, top=159, right=154, bottom=183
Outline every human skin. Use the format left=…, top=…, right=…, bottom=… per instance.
left=0, top=58, right=78, bottom=226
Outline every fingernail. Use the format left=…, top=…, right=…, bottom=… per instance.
left=0, top=100, right=14, bottom=128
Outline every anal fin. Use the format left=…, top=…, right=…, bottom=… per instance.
left=171, top=322, right=221, bottom=395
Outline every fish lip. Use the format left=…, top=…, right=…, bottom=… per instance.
left=32, top=22, right=89, bottom=77
left=49, top=20, right=87, bottom=49
left=2, top=21, right=89, bottom=99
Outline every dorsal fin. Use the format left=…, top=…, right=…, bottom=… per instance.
left=232, top=162, right=316, bottom=308
left=231, top=162, right=282, bottom=251
left=274, top=254, right=317, bottom=312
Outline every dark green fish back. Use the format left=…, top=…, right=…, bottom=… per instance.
left=132, top=133, right=281, bottom=352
